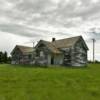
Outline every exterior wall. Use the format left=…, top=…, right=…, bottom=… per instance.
left=12, top=54, right=33, bottom=64
left=35, top=43, right=51, bottom=65
left=61, top=48, right=71, bottom=66
left=54, top=54, right=64, bottom=65
left=60, top=40, right=88, bottom=67
left=46, top=54, right=63, bottom=65
left=11, top=48, right=33, bottom=64
left=71, top=41, right=88, bottom=66
left=47, top=54, right=51, bottom=65
left=11, top=48, right=22, bottom=64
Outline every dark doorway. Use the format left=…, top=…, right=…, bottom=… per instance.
left=51, top=56, right=54, bottom=65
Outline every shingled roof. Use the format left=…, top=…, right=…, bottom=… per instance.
left=36, top=36, right=88, bottom=54
left=11, top=45, right=34, bottom=55
left=38, top=40, right=61, bottom=54
left=52, top=36, right=81, bottom=48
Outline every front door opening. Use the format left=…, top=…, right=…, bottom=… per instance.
left=51, top=56, right=54, bottom=65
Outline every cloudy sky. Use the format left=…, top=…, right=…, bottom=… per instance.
left=0, top=0, right=100, bottom=61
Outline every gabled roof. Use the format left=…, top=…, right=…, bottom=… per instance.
left=52, top=36, right=88, bottom=50
left=36, top=40, right=61, bottom=54
left=11, top=45, right=34, bottom=55
left=36, top=36, right=89, bottom=54
left=52, top=36, right=81, bottom=48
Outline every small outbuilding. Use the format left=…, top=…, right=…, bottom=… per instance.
left=11, top=45, right=34, bottom=64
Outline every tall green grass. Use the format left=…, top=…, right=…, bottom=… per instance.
left=0, top=64, right=100, bottom=100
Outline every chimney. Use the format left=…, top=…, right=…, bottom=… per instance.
left=52, top=38, right=56, bottom=42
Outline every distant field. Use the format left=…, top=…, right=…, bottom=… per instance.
left=0, top=64, right=100, bottom=100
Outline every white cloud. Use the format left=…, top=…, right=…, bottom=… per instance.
left=0, top=32, right=33, bottom=55
left=91, top=0, right=99, bottom=3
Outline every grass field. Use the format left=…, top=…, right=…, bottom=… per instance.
left=0, top=64, right=100, bottom=100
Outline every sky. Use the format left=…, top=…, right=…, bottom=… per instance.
left=0, top=0, right=100, bottom=61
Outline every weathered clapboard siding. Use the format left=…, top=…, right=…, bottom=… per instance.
left=71, top=40, right=88, bottom=66
left=11, top=48, right=22, bottom=64
left=12, top=50, right=32, bottom=64
left=60, top=48, right=71, bottom=66
left=53, top=54, right=64, bottom=65
left=35, top=43, right=50, bottom=65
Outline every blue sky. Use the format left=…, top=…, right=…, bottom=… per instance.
left=0, top=0, right=100, bottom=61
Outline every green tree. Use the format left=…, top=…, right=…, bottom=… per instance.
left=7, top=56, right=11, bottom=64
left=0, top=52, right=3, bottom=63
left=3, top=52, right=8, bottom=63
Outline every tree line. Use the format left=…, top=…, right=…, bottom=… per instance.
left=0, top=51, right=11, bottom=64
